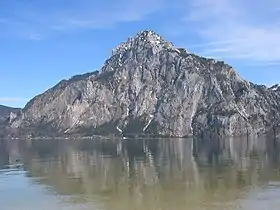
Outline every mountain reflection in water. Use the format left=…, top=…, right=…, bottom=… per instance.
left=1, top=137, right=280, bottom=210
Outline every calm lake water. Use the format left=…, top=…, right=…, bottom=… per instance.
left=1, top=137, right=280, bottom=210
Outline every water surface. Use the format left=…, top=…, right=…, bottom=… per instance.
left=1, top=137, right=280, bottom=210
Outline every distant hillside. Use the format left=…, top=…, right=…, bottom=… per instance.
left=0, top=105, right=20, bottom=121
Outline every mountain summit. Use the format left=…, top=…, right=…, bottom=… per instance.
left=9, top=30, right=280, bottom=138
left=111, top=30, right=179, bottom=56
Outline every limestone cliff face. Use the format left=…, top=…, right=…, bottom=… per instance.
left=11, top=31, right=280, bottom=137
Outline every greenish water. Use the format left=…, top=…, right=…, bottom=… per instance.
left=1, top=137, right=280, bottom=210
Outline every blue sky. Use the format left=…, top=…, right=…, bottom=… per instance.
left=1, top=0, right=280, bottom=108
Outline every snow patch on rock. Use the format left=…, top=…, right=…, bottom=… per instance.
left=143, top=115, right=154, bottom=131
left=116, top=126, right=123, bottom=133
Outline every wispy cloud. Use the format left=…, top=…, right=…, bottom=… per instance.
left=2, top=0, right=280, bottom=67
left=0, top=0, right=166, bottom=40
left=180, top=0, right=280, bottom=65
left=0, top=98, right=29, bottom=103
left=0, top=98, right=29, bottom=108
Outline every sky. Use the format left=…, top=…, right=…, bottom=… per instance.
left=1, top=0, right=280, bottom=108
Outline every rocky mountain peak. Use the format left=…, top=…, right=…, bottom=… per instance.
left=134, top=30, right=164, bottom=43
left=111, top=30, right=181, bottom=56
left=7, top=30, right=280, bottom=138
left=102, top=30, right=190, bottom=74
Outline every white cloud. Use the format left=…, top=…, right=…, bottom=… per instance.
left=2, top=0, right=280, bottom=67
left=183, top=0, right=280, bottom=65
left=0, top=0, right=166, bottom=39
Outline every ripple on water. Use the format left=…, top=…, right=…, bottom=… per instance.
left=240, top=183, right=280, bottom=210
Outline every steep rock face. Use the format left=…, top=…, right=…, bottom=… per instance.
left=11, top=31, right=280, bottom=137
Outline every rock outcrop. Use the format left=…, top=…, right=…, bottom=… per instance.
left=9, top=30, right=280, bottom=137
left=0, top=105, right=20, bottom=137
left=0, top=105, right=20, bottom=123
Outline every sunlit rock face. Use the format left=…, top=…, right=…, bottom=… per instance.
left=10, top=30, right=280, bottom=137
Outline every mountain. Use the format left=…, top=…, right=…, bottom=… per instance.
left=0, top=105, right=20, bottom=121
left=0, top=105, right=20, bottom=137
left=9, top=30, right=280, bottom=138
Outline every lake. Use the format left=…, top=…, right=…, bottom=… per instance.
left=1, top=137, right=280, bottom=210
